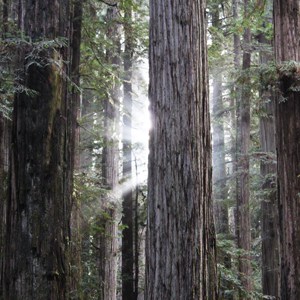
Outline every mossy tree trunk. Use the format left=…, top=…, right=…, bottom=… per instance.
left=3, top=0, right=77, bottom=298
left=146, top=0, right=217, bottom=299
left=274, top=1, right=300, bottom=299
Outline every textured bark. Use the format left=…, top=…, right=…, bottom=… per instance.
left=146, top=1, right=217, bottom=299
left=274, top=1, right=300, bottom=299
left=3, top=1, right=75, bottom=299
left=0, top=0, right=14, bottom=299
left=258, top=9, right=280, bottom=298
left=0, top=2, right=11, bottom=293
left=69, top=0, right=83, bottom=297
left=96, top=205, right=117, bottom=300
left=0, top=116, right=10, bottom=298
left=122, top=3, right=135, bottom=300
left=260, top=98, right=279, bottom=299
left=97, top=7, right=120, bottom=300
left=236, top=0, right=252, bottom=296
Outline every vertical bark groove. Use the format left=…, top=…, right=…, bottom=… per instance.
left=274, top=1, right=300, bottom=299
left=146, top=1, right=217, bottom=299
left=3, top=1, right=76, bottom=298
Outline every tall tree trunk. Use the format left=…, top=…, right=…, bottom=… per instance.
left=258, top=3, right=280, bottom=297
left=96, top=7, right=120, bottom=300
left=210, top=5, right=231, bottom=298
left=260, top=95, right=279, bottom=299
left=0, top=116, right=10, bottom=298
left=122, top=2, right=135, bottom=299
left=0, top=1, right=11, bottom=293
left=3, top=0, right=75, bottom=298
left=1, top=0, right=8, bottom=34
left=230, top=0, right=240, bottom=241
left=146, top=1, right=217, bottom=299
left=96, top=204, right=117, bottom=300
left=236, top=0, right=252, bottom=296
left=274, top=1, right=300, bottom=299
left=70, top=0, right=83, bottom=297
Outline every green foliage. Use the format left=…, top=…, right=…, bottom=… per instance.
left=0, top=37, right=70, bottom=119
left=217, top=236, right=263, bottom=299
left=207, top=0, right=280, bottom=298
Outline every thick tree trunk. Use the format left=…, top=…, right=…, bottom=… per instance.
left=146, top=1, right=217, bottom=299
left=236, top=0, right=252, bottom=296
left=3, top=1, right=75, bottom=298
left=274, top=1, right=300, bottom=299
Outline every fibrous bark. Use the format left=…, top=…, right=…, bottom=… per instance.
left=3, top=1, right=76, bottom=298
left=146, top=1, right=217, bottom=299
left=274, top=1, right=300, bottom=299
left=258, top=5, right=280, bottom=296
left=97, top=7, right=120, bottom=300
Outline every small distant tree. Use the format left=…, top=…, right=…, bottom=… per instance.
left=121, top=1, right=135, bottom=299
left=235, top=0, right=253, bottom=297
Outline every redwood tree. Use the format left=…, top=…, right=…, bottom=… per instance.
left=3, top=0, right=77, bottom=298
left=274, top=0, right=300, bottom=299
left=258, top=2, right=279, bottom=296
left=96, top=6, right=120, bottom=300
left=146, top=0, right=217, bottom=299
left=122, top=2, right=135, bottom=299
left=235, top=0, right=252, bottom=296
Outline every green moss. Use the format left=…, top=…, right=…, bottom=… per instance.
left=44, top=49, right=64, bottom=166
